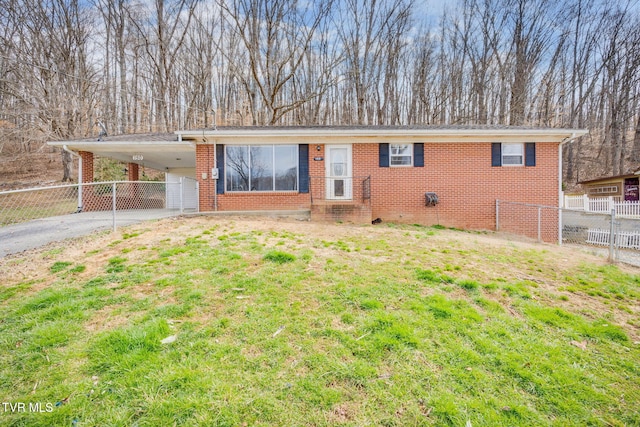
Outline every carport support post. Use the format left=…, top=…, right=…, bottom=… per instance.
left=112, top=182, right=117, bottom=232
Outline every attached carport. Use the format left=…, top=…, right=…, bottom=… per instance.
left=48, top=133, right=196, bottom=182
left=48, top=133, right=197, bottom=211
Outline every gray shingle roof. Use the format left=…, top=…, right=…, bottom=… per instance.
left=58, top=133, right=178, bottom=143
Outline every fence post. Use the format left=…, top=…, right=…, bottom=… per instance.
left=608, top=208, right=615, bottom=263
left=112, top=182, right=117, bottom=232
left=583, top=194, right=589, bottom=211
left=179, top=177, right=184, bottom=214
left=78, top=182, right=83, bottom=212
left=537, top=207, right=542, bottom=242
left=496, top=200, right=500, bottom=231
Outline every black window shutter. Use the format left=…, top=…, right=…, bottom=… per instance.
left=525, top=143, right=536, bottom=167
left=413, top=143, right=424, bottom=167
left=491, top=143, right=502, bottom=167
left=216, top=144, right=224, bottom=194
left=298, top=144, right=309, bottom=193
left=379, top=143, right=390, bottom=167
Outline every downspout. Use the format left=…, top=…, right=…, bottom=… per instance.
left=213, top=139, right=218, bottom=211
left=63, top=145, right=82, bottom=212
left=558, top=132, right=579, bottom=245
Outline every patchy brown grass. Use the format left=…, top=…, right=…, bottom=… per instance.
left=1, top=215, right=639, bottom=341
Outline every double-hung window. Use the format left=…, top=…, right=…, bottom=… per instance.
left=492, top=142, right=536, bottom=167
left=379, top=143, right=424, bottom=167
left=225, top=145, right=298, bottom=192
left=390, top=144, right=413, bottom=166
left=501, top=143, right=524, bottom=166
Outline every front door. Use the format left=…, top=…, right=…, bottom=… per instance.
left=326, top=145, right=352, bottom=200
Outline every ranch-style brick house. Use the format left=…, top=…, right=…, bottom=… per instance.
left=50, top=125, right=588, bottom=239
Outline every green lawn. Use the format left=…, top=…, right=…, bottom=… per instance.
left=0, top=218, right=638, bottom=426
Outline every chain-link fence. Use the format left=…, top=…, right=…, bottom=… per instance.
left=497, top=200, right=640, bottom=266
left=0, top=179, right=198, bottom=230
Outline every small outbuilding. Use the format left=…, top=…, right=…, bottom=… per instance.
left=579, top=169, right=640, bottom=202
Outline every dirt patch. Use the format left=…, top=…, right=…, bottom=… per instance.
left=328, top=403, right=356, bottom=423
left=0, top=150, right=67, bottom=191
left=84, top=304, right=132, bottom=332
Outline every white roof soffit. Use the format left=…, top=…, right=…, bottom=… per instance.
left=48, top=140, right=196, bottom=171
left=176, top=127, right=589, bottom=144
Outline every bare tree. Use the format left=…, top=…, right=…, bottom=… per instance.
left=1, top=0, right=640, bottom=186
left=598, top=8, right=640, bottom=175
left=1, top=0, right=98, bottom=181
left=220, top=0, right=335, bottom=125
left=336, top=0, right=413, bottom=125
left=129, top=0, right=197, bottom=132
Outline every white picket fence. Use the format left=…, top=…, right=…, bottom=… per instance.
left=564, top=195, right=640, bottom=218
left=586, top=228, right=640, bottom=250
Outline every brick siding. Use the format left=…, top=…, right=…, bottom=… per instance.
left=196, top=141, right=559, bottom=239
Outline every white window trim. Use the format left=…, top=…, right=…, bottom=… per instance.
left=501, top=143, right=524, bottom=167
left=390, top=143, right=413, bottom=167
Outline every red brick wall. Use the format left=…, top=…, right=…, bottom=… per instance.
left=128, top=163, right=139, bottom=181
left=196, top=144, right=216, bottom=211
left=354, top=143, right=559, bottom=233
left=79, top=151, right=94, bottom=183
left=196, top=142, right=560, bottom=238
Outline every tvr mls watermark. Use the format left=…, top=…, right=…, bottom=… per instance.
left=1, top=402, right=54, bottom=413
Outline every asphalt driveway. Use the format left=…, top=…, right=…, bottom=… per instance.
left=0, top=209, right=182, bottom=258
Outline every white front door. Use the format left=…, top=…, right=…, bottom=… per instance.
left=325, top=145, right=352, bottom=200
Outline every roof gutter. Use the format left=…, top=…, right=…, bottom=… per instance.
left=63, top=145, right=83, bottom=212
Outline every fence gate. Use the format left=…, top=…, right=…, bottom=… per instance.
left=165, top=176, right=199, bottom=212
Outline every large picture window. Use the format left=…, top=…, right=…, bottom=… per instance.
left=226, top=145, right=298, bottom=192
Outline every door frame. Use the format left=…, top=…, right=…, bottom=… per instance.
left=325, top=144, right=352, bottom=200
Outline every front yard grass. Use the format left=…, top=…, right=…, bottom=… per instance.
left=0, top=217, right=639, bottom=426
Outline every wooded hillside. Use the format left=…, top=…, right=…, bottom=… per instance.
left=1, top=0, right=639, bottom=185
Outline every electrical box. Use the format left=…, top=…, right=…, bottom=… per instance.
left=211, top=168, right=219, bottom=180
left=425, top=192, right=439, bottom=207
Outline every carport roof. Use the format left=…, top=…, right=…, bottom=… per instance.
left=48, top=133, right=196, bottom=171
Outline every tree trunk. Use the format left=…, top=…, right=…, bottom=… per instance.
left=62, top=150, right=73, bottom=182
left=632, top=115, right=640, bottom=165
